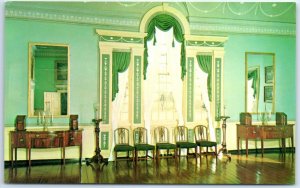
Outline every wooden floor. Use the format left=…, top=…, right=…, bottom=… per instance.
left=4, top=152, right=295, bottom=185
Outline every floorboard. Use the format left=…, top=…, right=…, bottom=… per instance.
left=4, top=152, right=295, bottom=184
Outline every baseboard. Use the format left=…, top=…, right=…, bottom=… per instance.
left=5, top=147, right=295, bottom=168
left=4, top=158, right=84, bottom=168
left=228, top=147, right=295, bottom=155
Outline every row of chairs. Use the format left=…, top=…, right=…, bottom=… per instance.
left=113, top=125, right=217, bottom=165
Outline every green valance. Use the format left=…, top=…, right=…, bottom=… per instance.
left=196, top=55, right=212, bottom=102
left=143, top=14, right=186, bottom=80
left=248, top=69, right=259, bottom=98
left=112, top=52, right=131, bottom=101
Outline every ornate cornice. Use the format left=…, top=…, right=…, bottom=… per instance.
left=190, top=21, right=295, bottom=36
left=5, top=8, right=140, bottom=28
left=5, top=7, right=296, bottom=36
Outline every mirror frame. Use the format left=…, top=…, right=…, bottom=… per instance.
left=245, top=52, right=276, bottom=114
left=27, top=42, right=70, bottom=117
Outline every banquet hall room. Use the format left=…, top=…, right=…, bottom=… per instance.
left=3, top=1, right=296, bottom=185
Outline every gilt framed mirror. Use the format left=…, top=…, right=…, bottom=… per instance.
left=28, top=42, right=70, bottom=117
left=245, top=52, right=275, bottom=114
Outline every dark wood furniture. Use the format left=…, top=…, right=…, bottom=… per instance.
left=174, top=126, right=197, bottom=159
left=154, top=126, right=177, bottom=161
left=113, top=128, right=135, bottom=166
left=15, top=115, right=26, bottom=131
left=69, top=114, right=79, bottom=130
left=10, top=128, right=83, bottom=168
left=86, top=119, right=108, bottom=169
left=133, top=127, right=155, bottom=163
left=194, top=125, right=217, bottom=161
left=236, top=124, right=294, bottom=157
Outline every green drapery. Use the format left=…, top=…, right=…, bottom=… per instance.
left=196, top=55, right=212, bottom=102
left=112, top=52, right=131, bottom=101
left=143, top=14, right=186, bottom=80
left=248, top=69, right=259, bottom=98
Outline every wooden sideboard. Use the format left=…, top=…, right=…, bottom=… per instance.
left=236, top=124, right=294, bottom=157
left=10, top=129, right=83, bottom=167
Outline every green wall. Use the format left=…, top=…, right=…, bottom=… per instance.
left=224, top=35, right=296, bottom=121
left=4, top=19, right=100, bottom=125
left=4, top=18, right=296, bottom=125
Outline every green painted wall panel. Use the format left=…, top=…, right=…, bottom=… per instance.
left=133, top=56, right=141, bottom=124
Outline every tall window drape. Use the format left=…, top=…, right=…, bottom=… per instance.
left=248, top=69, right=258, bottom=98
left=144, top=14, right=186, bottom=80
left=196, top=55, right=212, bottom=101
left=112, top=52, right=131, bottom=101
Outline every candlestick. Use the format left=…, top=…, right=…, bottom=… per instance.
left=42, top=111, right=45, bottom=124
left=50, top=113, right=53, bottom=125
left=37, top=112, right=41, bottom=125
left=94, top=103, right=100, bottom=120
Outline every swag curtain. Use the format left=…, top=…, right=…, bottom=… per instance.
left=109, top=51, right=130, bottom=160
left=248, top=69, right=259, bottom=98
left=112, top=52, right=131, bottom=101
left=144, top=14, right=186, bottom=80
left=109, top=70, right=129, bottom=161
left=196, top=55, right=212, bottom=102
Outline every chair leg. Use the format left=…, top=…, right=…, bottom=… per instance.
left=215, top=146, right=217, bottom=156
left=132, top=150, right=135, bottom=163
left=126, top=151, right=129, bottom=165
left=186, top=148, right=189, bottom=159
left=199, top=147, right=202, bottom=162
left=135, top=150, right=138, bottom=163
left=153, top=149, right=155, bottom=161
left=115, top=151, right=117, bottom=167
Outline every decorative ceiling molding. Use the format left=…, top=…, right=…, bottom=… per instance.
left=189, top=20, right=295, bottom=36
left=5, top=4, right=296, bottom=36
left=5, top=8, right=140, bottom=28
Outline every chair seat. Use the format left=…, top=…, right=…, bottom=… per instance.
left=176, top=142, right=197, bottom=148
left=135, top=144, right=155, bottom=151
left=196, top=140, right=217, bottom=147
left=114, top=144, right=134, bottom=152
left=156, top=143, right=176, bottom=150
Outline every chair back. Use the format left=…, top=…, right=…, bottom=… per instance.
left=174, top=126, right=189, bottom=142
left=114, top=128, right=130, bottom=145
left=194, top=125, right=208, bottom=141
left=154, top=126, right=170, bottom=144
left=133, top=127, right=148, bottom=145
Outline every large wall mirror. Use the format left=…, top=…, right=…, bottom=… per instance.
left=28, top=43, right=70, bottom=117
left=245, top=52, right=275, bottom=114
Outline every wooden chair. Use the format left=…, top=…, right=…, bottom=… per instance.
left=154, top=126, right=177, bottom=161
left=194, top=125, right=217, bottom=160
left=113, top=128, right=135, bottom=166
left=133, top=127, right=155, bottom=162
left=174, top=126, right=197, bottom=159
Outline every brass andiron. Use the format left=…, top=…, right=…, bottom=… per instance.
left=86, top=118, right=108, bottom=170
